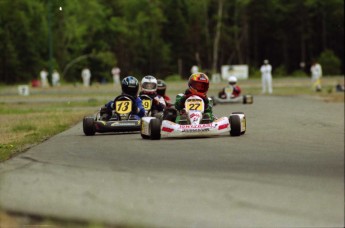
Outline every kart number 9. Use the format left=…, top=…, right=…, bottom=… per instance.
left=142, top=100, right=152, bottom=111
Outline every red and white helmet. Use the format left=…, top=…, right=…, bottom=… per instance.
left=188, top=73, right=209, bottom=96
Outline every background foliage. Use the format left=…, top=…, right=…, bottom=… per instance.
left=0, top=0, right=343, bottom=84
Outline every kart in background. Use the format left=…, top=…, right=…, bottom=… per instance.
left=140, top=95, right=246, bottom=140
left=83, top=95, right=141, bottom=136
left=212, top=87, right=253, bottom=105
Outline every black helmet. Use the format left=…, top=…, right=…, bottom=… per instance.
left=121, top=76, right=139, bottom=96
left=157, top=79, right=166, bottom=96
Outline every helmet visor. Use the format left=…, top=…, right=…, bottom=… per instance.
left=142, top=82, right=157, bottom=90
left=191, top=81, right=208, bottom=93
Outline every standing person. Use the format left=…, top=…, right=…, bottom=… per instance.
left=310, top=60, right=322, bottom=92
left=260, top=59, right=273, bottom=94
left=52, top=69, right=60, bottom=87
left=81, top=67, right=91, bottom=87
left=40, top=68, right=49, bottom=88
left=111, top=66, right=121, bottom=86
left=191, top=65, right=199, bottom=74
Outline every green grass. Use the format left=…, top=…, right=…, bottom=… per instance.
left=0, top=101, right=100, bottom=161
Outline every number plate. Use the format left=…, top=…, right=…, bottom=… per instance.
left=225, top=87, right=233, bottom=94
left=115, top=100, right=132, bottom=114
left=185, top=99, right=204, bottom=112
left=142, top=99, right=152, bottom=111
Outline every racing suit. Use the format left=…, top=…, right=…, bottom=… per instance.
left=139, top=91, right=166, bottom=114
left=218, top=85, right=241, bottom=98
left=163, top=95, right=173, bottom=108
left=103, top=93, right=145, bottom=120
left=174, top=89, right=214, bottom=122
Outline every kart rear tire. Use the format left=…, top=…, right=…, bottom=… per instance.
left=243, top=95, right=253, bottom=104
left=150, top=119, right=161, bottom=140
left=229, top=115, right=241, bottom=136
left=141, top=133, right=150, bottom=139
left=83, top=117, right=96, bottom=136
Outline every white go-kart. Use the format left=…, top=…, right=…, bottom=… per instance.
left=140, top=95, right=246, bottom=140
left=212, top=87, right=253, bottom=105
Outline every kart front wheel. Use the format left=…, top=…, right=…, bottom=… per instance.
left=83, top=117, right=96, bottom=136
left=141, top=120, right=150, bottom=139
left=150, top=119, right=161, bottom=140
left=229, top=115, right=241, bottom=136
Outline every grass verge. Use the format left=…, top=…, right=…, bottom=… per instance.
left=0, top=101, right=100, bottom=162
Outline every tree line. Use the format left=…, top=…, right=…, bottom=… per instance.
left=0, top=0, right=343, bottom=84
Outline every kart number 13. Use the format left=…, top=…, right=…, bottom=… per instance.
left=116, top=101, right=132, bottom=114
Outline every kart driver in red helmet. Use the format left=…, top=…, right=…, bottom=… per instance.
left=174, top=72, right=214, bottom=122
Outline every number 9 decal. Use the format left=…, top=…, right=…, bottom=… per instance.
left=142, top=100, right=152, bottom=111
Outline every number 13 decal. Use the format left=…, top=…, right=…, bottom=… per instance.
left=116, top=101, right=132, bottom=114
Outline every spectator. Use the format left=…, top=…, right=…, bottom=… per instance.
left=52, top=69, right=60, bottom=87
left=111, top=66, right=121, bottom=86
left=191, top=65, right=199, bottom=74
left=40, top=68, right=49, bottom=88
left=260, top=59, right=273, bottom=94
left=81, top=67, right=91, bottom=87
left=310, top=60, right=322, bottom=92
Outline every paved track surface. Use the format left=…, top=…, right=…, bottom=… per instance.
left=0, top=96, right=344, bottom=227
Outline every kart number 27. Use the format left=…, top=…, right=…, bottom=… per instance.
left=186, top=100, right=204, bottom=112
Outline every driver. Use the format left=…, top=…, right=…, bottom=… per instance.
left=174, top=72, right=214, bottom=122
left=102, top=76, right=145, bottom=120
left=157, top=79, right=172, bottom=108
left=139, top=75, right=166, bottom=114
left=218, top=76, right=241, bottom=99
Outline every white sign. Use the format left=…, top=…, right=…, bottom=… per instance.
left=18, top=85, right=30, bottom=96
left=221, top=65, right=249, bottom=80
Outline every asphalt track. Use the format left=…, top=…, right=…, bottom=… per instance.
left=0, top=95, right=344, bottom=227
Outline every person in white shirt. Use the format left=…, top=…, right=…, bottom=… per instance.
left=111, top=67, right=121, bottom=86
left=260, top=59, right=273, bottom=94
left=40, top=68, right=49, bottom=88
left=310, top=60, right=322, bottom=92
left=191, top=65, right=199, bottom=74
left=81, top=67, right=91, bottom=87
left=52, top=69, right=60, bottom=87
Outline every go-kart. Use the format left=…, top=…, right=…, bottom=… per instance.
left=83, top=95, right=141, bottom=136
left=140, top=95, right=246, bottom=140
left=212, top=87, right=253, bottom=105
left=139, top=94, right=164, bottom=119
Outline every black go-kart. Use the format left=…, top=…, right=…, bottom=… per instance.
left=83, top=95, right=141, bottom=136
